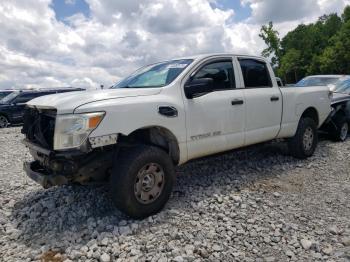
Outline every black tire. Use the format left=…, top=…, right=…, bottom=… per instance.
left=109, top=145, right=175, bottom=219
left=288, top=117, right=318, bottom=159
left=331, top=114, right=348, bottom=142
left=0, top=115, right=9, bottom=128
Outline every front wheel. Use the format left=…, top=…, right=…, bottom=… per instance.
left=331, top=114, right=348, bottom=142
left=0, top=115, right=9, bottom=128
left=109, top=145, right=175, bottom=219
left=288, top=117, right=318, bottom=159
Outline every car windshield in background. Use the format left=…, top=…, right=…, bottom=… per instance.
left=334, top=78, right=350, bottom=93
left=0, top=91, right=11, bottom=99
left=0, top=91, right=19, bottom=104
left=295, top=77, right=340, bottom=87
left=112, top=59, right=193, bottom=89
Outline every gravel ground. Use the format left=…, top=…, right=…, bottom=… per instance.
left=0, top=127, right=350, bottom=262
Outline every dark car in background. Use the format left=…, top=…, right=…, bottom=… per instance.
left=322, top=77, right=350, bottom=141
left=0, top=90, right=15, bottom=100
left=321, top=92, right=350, bottom=142
left=0, top=88, right=84, bottom=128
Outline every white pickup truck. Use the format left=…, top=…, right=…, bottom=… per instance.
left=22, top=54, right=331, bottom=218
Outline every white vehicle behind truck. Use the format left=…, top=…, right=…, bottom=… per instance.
left=22, top=54, right=331, bottom=218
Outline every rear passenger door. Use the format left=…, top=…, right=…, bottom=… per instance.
left=236, top=58, right=282, bottom=145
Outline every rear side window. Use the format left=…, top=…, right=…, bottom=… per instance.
left=238, top=59, right=272, bottom=88
left=193, top=61, right=235, bottom=90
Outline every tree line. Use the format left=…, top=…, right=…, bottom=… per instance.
left=259, top=5, right=350, bottom=84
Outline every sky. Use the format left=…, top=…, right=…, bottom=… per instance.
left=0, top=0, right=349, bottom=90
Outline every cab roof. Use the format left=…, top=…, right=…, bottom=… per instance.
left=172, top=53, right=268, bottom=62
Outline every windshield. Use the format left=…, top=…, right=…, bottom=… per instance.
left=0, top=91, right=11, bottom=99
left=112, top=59, right=193, bottom=89
left=334, top=78, right=350, bottom=93
left=0, top=91, right=19, bottom=104
left=296, top=76, right=340, bottom=87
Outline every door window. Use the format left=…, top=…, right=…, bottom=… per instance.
left=193, top=61, right=235, bottom=90
left=238, top=59, right=272, bottom=88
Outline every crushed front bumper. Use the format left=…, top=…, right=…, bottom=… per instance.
left=24, top=161, right=69, bottom=189
left=22, top=139, right=114, bottom=188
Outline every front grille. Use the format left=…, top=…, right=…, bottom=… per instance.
left=22, top=107, right=57, bottom=150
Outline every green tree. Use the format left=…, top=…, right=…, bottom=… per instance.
left=280, top=13, right=342, bottom=77
left=306, top=14, right=341, bottom=74
left=259, top=5, right=350, bottom=83
left=259, top=22, right=281, bottom=67
left=319, top=20, right=350, bottom=74
left=278, top=49, right=302, bottom=82
left=342, top=5, right=350, bottom=22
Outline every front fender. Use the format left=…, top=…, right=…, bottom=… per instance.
left=74, top=95, right=188, bottom=164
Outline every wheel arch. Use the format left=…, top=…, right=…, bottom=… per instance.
left=334, top=108, right=347, bottom=118
left=119, top=126, right=180, bottom=165
left=301, top=107, right=319, bottom=126
left=0, top=112, right=9, bottom=127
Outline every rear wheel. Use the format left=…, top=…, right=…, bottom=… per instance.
left=288, top=117, right=318, bottom=159
left=109, top=145, right=175, bottom=219
left=0, top=115, right=9, bottom=128
left=331, top=114, right=348, bottom=142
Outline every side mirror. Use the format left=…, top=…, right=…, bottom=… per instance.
left=184, top=78, right=214, bottom=99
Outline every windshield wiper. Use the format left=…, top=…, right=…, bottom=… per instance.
left=115, top=85, right=163, bottom=89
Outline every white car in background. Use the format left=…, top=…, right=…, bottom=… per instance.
left=296, top=75, right=347, bottom=88
left=295, top=75, right=348, bottom=90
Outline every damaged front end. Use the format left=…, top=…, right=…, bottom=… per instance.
left=22, top=107, right=115, bottom=188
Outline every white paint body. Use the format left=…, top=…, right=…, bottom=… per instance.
left=28, top=54, right=331, bottom=165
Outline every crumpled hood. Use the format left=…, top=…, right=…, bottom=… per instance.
left=27, top=88, right=161, bottom=114
left=331, top=92, right=350, bottom=105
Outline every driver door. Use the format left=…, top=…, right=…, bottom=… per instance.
left=183, top=58, right=245, bottom=160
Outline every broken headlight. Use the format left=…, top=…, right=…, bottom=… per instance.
left=54, top=112, right=105, bottom=150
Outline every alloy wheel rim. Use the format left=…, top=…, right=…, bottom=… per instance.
left=340, top=122, right=348, bottom=141
left=303, top=127, right=314, bottom=151
left=134, top=163, right=165, bottom=204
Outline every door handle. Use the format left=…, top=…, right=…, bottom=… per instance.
left=158, top=106, right=178, bottom=117
left=270, top=96, right=280, bottom=102
left=231, top=99, right=244, bottom=106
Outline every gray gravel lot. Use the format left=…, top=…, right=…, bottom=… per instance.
left=0, top=127, right=350, bottom=262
